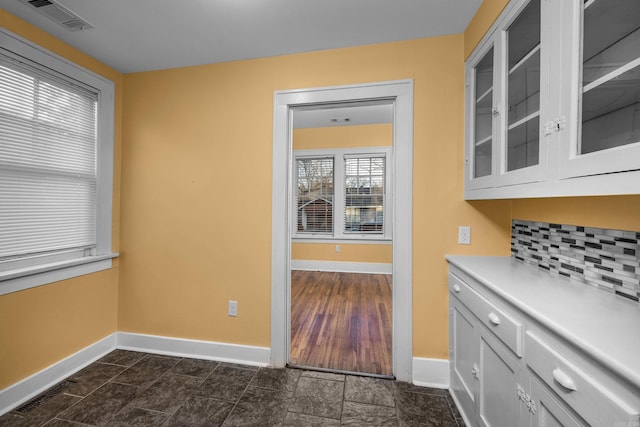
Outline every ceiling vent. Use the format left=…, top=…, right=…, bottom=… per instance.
left=22, top=0, right=94, bottom=32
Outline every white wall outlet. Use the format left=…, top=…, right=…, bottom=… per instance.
left=335, top=245, right=341, bottom=253
left=458, top=226, right=471, bottom=245
left=228, top=300, right=238, bottom=317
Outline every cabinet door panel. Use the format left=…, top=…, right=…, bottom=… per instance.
left=450, top=301, right=479, bottom=421
left=497, top=0, right=549, bottom=186
left=530, top=377, right=585, bottom=427
left=558, top=0, right=640, bottom=178
left=466, top=39, right=498, bottom=190
left=478, top=330, right=521, bottom=427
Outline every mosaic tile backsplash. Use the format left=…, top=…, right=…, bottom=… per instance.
left=511, top=219, right=640, bottom=302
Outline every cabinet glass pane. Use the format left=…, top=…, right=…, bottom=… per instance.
left=580, top=0, right=640, bottom=155
left=507, top=0, right=541, bottom=69
left=583, top=0, right=640, bottom=85
left=474, top=141, right=492, bottom=178
left=476, top=48, right=494, bottom=98
left=474, top=48, right=494, bottom=178
left=508, top=49, right=540, bottom=125
left=507, top=116, right=539, bottom=171
left=582, top=66, right=640, bottom=154
left=506, top=0, right=540, bottom=171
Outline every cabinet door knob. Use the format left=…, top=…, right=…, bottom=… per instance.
left=491, top=107, right=499, bottom=116
left=552, top=368, right=577, bottom=391
left=453, top=284, right=461, bottom=293
left=488, top=312, right=501, bottom=325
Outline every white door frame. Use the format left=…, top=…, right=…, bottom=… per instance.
left=271, top=79, right=414, bottom=381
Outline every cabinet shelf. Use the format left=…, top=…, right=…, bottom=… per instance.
left=509, top=44, right=541, bottom=76
left=475, top=135, right=492, bottom=147
left=583, top=57, right=640, bottom=94
left=508, top=111, right=539, bottom=131
left=476, top=87, right=493, bottom=106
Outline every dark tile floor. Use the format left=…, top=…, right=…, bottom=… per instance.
left=0, top=350, right=465, bottom=426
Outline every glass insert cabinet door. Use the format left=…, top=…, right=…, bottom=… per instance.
left=473, top=47, right=495, bottom=181
left=505, top=0, right=541, bottom=173
left=465, top=0, right=549, bottom=189
left=560, top=0, right=640, bottom=178
left=466, top=40, right=497, bottom=190
left=581, top=0, right=640, bottom=155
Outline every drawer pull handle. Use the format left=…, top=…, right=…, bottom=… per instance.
left=552, top=368, right=577, bottom=392
left=488, top=312, right=501, bottom=325
left=453, top=284, right=461, bottom=293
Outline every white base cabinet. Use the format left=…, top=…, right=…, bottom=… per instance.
left=448, top=265, right=640, bottom=427
left=527, top=377, right=582, bottom=427
left=477, top=331, right=521, bottom=427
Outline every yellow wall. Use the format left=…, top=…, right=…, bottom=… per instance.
left=511, top=196, right=640, bottom=232
left=119, top=35, right=511, bottom=358
left=464, top=0, right=509, bottom=59
left=0, top=9, right=122, bottom=389
left=291, top=243, right=392, bottom=264
left=292, top=124, right=393, bottom=264
left=293, top=123, right=392, bottom=150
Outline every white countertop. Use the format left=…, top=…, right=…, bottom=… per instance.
left=446, top=255, right=640, bottom=388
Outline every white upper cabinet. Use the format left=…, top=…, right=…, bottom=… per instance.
left=465, top=0, right=640, bottom=199
left=467, top=43, right=496, bottom=190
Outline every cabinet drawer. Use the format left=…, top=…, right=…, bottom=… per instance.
left=526, top=331, right=639, bottom=426
left=449, top=273, right=523, bottom=357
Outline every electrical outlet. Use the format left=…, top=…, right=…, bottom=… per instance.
left=228, top=300, right=238, bottom=317
left=335, top=245, right=341, bottom=253
left=458, top=226, right=471, bottom=245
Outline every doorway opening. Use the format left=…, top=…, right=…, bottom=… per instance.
left=271, top=80, right=414, bottom=382
left=289, top=100, right=394, bottom=377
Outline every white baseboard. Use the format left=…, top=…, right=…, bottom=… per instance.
left=412, top=357, right=450, bottom=389
left=0, top=333, right=116, bottom=416
left=2, top=332, right=439, bottom=417
left=116, top=332, right=270, bottom=367
left=0, top=332, right=271, bottom=416
left=291, top=260, right=392, bottom=274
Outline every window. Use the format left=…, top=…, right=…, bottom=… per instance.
left=296, top=157, right=334, bottom=233
left=0, top=29, right=115, bottom=294
left=293, top=148, right=391, bottom=240
left=344, top=156, right=385, bottom=234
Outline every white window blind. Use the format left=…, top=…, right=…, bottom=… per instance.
left=344, top=155, right=385, bottom=235
left=0, top=56, right=98, bottom=264
left=296, top=157, right=334, bottom=233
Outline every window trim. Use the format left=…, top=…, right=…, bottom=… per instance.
left=0, top=28, right=117, bottom=295
left=292, top=147, right=392, bottom=241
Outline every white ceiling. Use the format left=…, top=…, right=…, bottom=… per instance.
left=0, top=0, right=482, bottom=74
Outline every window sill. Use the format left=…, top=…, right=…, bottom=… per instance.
left=0, top=253, right=119, bottom=296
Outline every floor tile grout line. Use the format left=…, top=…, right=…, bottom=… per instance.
left=218, top=365, right=259, bottom=425
left=338, top=376, right=346, bottom=422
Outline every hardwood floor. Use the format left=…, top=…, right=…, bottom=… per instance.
left=290, top=270, right=392, bottom=377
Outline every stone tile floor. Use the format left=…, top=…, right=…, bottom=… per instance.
left=0, top=350, right=465, bottom=426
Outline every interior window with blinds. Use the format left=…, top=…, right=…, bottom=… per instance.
left=293, top=148, right=390, bottom=240
left=344, top=156, right=385, bottom=234
left=0, top=58, right=98, bottom=269
left=296, top=157, right=334, bottom=233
